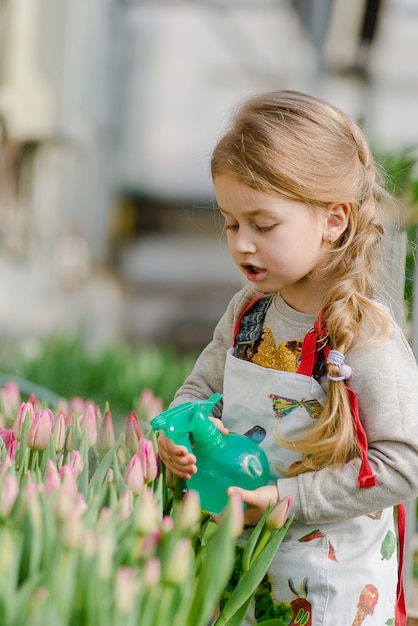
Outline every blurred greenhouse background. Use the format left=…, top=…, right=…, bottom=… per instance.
left=0, top=0, right=417, bottom=353
left=1, top=0, right=418, bottom=616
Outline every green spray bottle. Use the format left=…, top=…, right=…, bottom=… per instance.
left=150, top=393, right=270, bottom=515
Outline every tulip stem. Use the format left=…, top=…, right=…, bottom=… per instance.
left=249, top=527, right=271, bottom=567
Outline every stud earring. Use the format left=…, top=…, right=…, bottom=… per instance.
left=328, top=233, right=333, bottom=243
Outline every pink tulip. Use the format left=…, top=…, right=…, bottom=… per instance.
left=54, top=467, right=80, bottom=519
left=162, top=515, right=174, bottom=532
left=0, top=428, right=18, bottom=459
left=0, top=456, right=12, bottom=480
left=0, top=474, right=19, bottom=516
left=61, top=494, right=88, bottom=548
left=59, top=465, right=79, bottom=501
left=115, top=567, right=140, bottom=615
left=134, top=487, right=158, bottom=534
left=69, top=396, right=86, bottom=415
left=138, top=388, right=163, bottom=421
left=123, top=454, right=144, bottom=494
left=140, top=527, right=161, bottom=557
left=27, top=394, right=41, bottom=412
left=97, top=508, right=113, bottom=536
left=137, top=438, right=158, bottom=482
left=96, top=408, right=115, bottom=455
left=117, top=490, right=132, bottom=521
left=176, top=490, right=201, bottom=531
left=79, top=403, right=97, bottom=447
left=165, top=538, right=192, bottom=584
left=12, top=402, right=34, bottom=440
left=52, top=412, right=67, bottom=453
left=266, top=495, right=293, bottom=531
left=27, top=409, right=53, bottom=451
left=0, top=381, right=21, bottom=417
left=124, top=411, right=143, bottom=453
left=142, top=558, right=161, bottom=587
left=69, top=450, right=84, bottom=478
left=44, top=459, right=61, bottom=493
left=55, top=397, right=69, bottom=414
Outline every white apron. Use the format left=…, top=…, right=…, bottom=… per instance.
left=221, top=324, right=404, bottom=625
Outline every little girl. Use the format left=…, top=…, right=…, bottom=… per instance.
left=157, top=90, right=418, bottom=625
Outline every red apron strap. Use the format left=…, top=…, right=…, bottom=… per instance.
left=395, top=503, right=407, bottom=626
left=345, top=385, right=376, bottom=488
left=296, top=330, right=319, bottom=376
left=297, top=312, right=328, bottom=377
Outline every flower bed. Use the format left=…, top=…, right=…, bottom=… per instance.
left=0, top=381, right=292, bottom=626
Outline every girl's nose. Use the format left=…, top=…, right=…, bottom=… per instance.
left=233, top=230, right=257, bottom=254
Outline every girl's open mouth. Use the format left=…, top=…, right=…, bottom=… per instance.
left=241, top=263, right=267, bottom=282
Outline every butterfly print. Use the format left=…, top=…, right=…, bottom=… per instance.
left=269, top=394, right=322, bottom=420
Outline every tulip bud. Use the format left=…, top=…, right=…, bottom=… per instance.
left=124, top=454, right=144, bottom=494
left=79, top=403, right=97, bottom=447
left=28, top=394, right=41, bottom=412
left=57, top=466, right=79, bottom=509
left=142, top=558, right=161, bottom=587
left=44, top=459, right=61, bottom=493
left=124, top=411, right=143, bottom=453
left=266, top=495, right=293, bottom=530
left=117, top=490, right=132, bottom=521
left=69, top=450, right=84, bottom=478
left=0, top=381, right=21, bottom=418
left=137, top=388, right=163, bottom=422
left=175, top=490, right=201, bottom=532
left=52, top=412, right=67, bottom=453
left=12, top=402, right=34, bottom=441
left=97, top=507, right=112, bottom=532
left=134, top=487, right=158, bottom=534
left=69, top=396, right=86, bottom=415
left=0, top=456, right=12, bottom=480
left=162, top=515, right=174, bottom=533
left=0, top=475, right=19, bottom=516
left=27, top=409, right=53, bottom=451
left=0, top=428, right=18, bottom=459
left=164, top=538, right=192, bottom=585
left=61, top=502, right=86, bottom=548
left=115, top=567, right=140, bottom=615
left=137, top=438, right=158, bottom=482
left=96, top=408, right=115, bottom=456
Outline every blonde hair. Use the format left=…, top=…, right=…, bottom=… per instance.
left=211, top=90, right=392, bottom=474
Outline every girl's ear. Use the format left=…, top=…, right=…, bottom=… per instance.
left=323, top=202, right=350, bottom=243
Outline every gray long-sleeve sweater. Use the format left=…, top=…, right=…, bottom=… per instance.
left=171, top=285, right=418, bottom=525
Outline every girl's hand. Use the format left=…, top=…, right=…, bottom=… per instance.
left=157, top=431, right=197, bottom=480
left=156, top=415, right=228, bottom=480
left=209, top=416, right=229, bottom=435
left=227, top=484, right=279, bottom=526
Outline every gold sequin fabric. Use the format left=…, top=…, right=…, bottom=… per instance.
left=249, top=328, right=302, bottom=372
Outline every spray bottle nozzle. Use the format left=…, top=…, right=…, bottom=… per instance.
left=150, top=393, right=222, bottom=451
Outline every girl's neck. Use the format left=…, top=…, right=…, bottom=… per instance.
left=280, top=281, right=325, bottom=315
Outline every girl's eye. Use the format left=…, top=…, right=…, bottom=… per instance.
left=255, top=224, right=276, bottom=232
left=225, top=223, right=239, bottom=231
